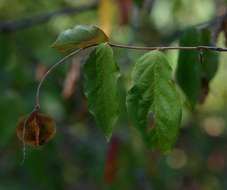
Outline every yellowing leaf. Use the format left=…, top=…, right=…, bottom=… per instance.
left=99, top=0, right=114, bottom=36
left=52, top=25, right=109, bottom=52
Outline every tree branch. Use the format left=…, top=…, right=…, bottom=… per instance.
left=108, top=42, right=227, bottom=52
left=0, top=1, right=98, bottom=33
left=35, top=48, right=82, bottom=109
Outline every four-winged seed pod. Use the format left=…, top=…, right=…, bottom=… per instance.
left=16, top=111, right=56, bottom=146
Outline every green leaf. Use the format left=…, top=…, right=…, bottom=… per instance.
left=199, top=28, right=219, bottom=103
left=83, top=43, right=120, bottom=140
left=176, top=28, right=219, bottom=105
left=176, top=28, right=201, bottom=107
left=52, top=25, right=108, bottom=52
left=127, top=51, right=182, bottom=152
left=200, top=28, right=219, bottom=80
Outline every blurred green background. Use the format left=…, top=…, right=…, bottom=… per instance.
left=1, top=0, right=227, bottom=189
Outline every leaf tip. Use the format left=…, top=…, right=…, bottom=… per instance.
left=104, top=132, right=113, bottom=142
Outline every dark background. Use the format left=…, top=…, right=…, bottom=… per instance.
left=1, top=0, right=227, bottom=189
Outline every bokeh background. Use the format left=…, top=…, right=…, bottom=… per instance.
left=1, top=0, right=227, bottom=189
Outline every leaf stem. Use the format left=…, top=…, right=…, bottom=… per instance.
left=35, top=48, right=82, bottom=109
left=35, top=40, right=227, bottom=109
left=108, top=42, right=227, bottom=52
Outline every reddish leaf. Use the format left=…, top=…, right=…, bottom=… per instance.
left=117, top=0, right=132, bottom=25
left=62, top=56, right=81, bottom=99
left=35, top=64, right=47, bottom=81
left=104, top=136, right=120, bottom=184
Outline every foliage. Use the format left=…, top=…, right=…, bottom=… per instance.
left=52, top=25, right=108, bottom=52
left=1, top=0, right=227, bottom=190
left=83, top=43, right=120, bottom=140
left=47, top=25, right=183, bottom=151
left=177, top=28, right=219, bottom=107
left=127, top=51, right=181, bottom=151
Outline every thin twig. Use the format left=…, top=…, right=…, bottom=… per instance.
left=22, top=36, right=227, bottom=164
left=35, top=41, right=227, bottom=109
left=20, top=48, right=82, bottom=165
left=35, top=48, right=82, bottom=109
left=108, top=42, right=227, bottom=52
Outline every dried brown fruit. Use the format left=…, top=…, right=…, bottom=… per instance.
left=16, top=111, right=56, bottom=146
